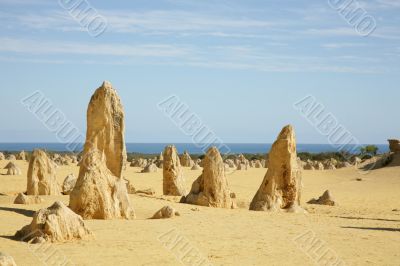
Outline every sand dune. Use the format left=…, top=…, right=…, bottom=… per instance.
left=0, top=160, right=399, bottom=265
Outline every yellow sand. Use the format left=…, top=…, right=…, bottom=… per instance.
left=0, top=160, right=399, bottom=266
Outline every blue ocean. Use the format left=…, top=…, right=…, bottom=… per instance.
left=0, top=143, right=389, bottom=154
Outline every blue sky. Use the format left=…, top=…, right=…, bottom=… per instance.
left=0, top=0, right=399, bottom=144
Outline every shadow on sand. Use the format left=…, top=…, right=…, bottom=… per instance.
left=342, top=226, right=400, bottom=232
left=0, top=207, right=35, bottom=217
left=334, top=216, right=400, bottom=222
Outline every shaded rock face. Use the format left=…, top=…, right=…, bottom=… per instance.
left=70, top=150, right=135, bottom=220
left=163, top=145, right=186, bottom=196
left=81, top=81, right=127, bottom=178
left=27, top=150, right=60, bottom=196
left=141, top=163, right=158, bottom=173
left=388, top=139, right=400, bottom=153
left=308, top=190, right=336, bottom=206
left=14, top=193, right=43, bottom=205
left=0, top=252, right=16, bottom=266
left=250, top=125, right=303, bottom=213
left=182, top=147, right=236, bottom=209
left=15, top=201, right=92, bottom=243
left=180, top=151, right=192, bottom=167
left=62, top=174, right=77, bottom=195
left=17, top=151, right=26, bottom=161
left=151, top=206, right=180, bottom=219
left=4, top=162, right=21, bottom=176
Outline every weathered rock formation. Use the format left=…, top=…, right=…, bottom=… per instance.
left=163, top=145, right=186, bottom=196
left=151, top=206, right=180, bottom=219
left=62, top=174, right=77, bottom=195
left=181, top=147, right=236, bottom=209
left=27, top=150, right=60, bottom=196
left=70, top=150, right=135, bottom=219
left=15, top=201, right=92, bottom=243
left=14, top=193, right=43, bottom=205
left=307, top=190, right=337, bottom=206
left=250, top=125, right=304, bottom=213
left=69, top=82, right=134, bottom=220
left=141, top=163, right=158, bottom=173
left=80, top=81, right=127, bottom=178
left=180, top=151, right=192, bottom=167
left=4, top=162, right=21, bottom=176
left=17, top=151, right=26, bottom=161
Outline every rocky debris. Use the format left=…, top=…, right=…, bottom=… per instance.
left=13, top=193, right=43, bottom=205
left=181, top=147, right=236, bottom=209
left=307, top=190, right=337, bottom=206
left=0, top=252, right=16, bottom=266
left=62, top=174, right=77, bottom=195
left=15, top=201, right=93, bottom=243
left=136, top=188, right=156, bottom=196
left=27, top=150, right=60, bottom=196
left=151, top=206, right=180, bottom=219
left=250, top=125, right=304, bottom=213
left=3, top=162, right=21, bottom=176
left=163, top=145, right=186, bottom=196
left=141, top=163, right=158, bottom=173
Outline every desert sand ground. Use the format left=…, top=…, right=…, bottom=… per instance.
left=0, top=160, right=399, bottom=266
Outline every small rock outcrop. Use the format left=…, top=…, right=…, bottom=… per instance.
left=15, top=201, right=92, bottom=243
left=307, top=190, right=337, bottom=206
left=3, top=162, right=21, bottom=176
left=14, top=193, right=43, bottom=205
left=250, top=125, right=304, bottom=213
left=180, top=151, right=192, bottom=167
left=181, top=147, right=236, bottom=209
left=163, top=145, right=186, bottom=196
left=141, top=163, right=158, bottom=173
left=62, top=174, right=77, bottom=195
left=151, top=206, right=180, bottom=219
left=27, top=150, right=60, bottom=196
left=17, top=151, right=26, bottom=161
left=0, top=152, right=5, bottom=160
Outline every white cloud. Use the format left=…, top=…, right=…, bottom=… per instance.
left=0, top=37, right=190, bottom=57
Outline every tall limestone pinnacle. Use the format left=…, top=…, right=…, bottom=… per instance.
left=70, top=81, right=134, bottom=220
left=81, top=80, right=127, bottom=178
left=250, top=125, right=304, bottom=213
